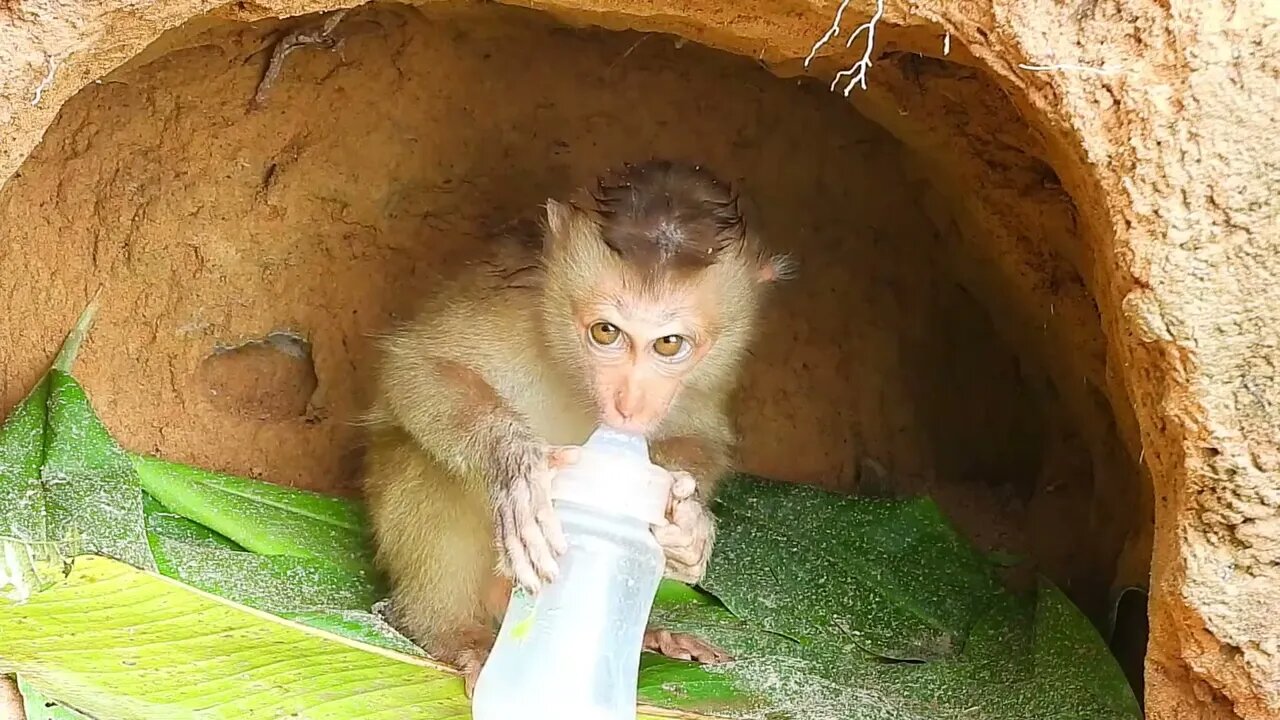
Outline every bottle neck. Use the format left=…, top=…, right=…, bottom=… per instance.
left=549, top=427, right=672, bottom=525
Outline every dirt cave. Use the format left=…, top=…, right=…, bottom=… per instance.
left=2, top=0, right=1278, bottom=718
left=0, top=0, right=1142, bottom=618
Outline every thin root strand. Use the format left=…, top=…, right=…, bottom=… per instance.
left=803, top=0, right=886, bottom=96
left=803, top=0, right=853, bottom=67
left=30, top=53, right=63, bottom=107
left=1017, top=61, right=1126, bottom=76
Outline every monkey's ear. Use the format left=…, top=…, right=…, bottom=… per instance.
left=540, top=196, right=599, bottom=235
left=758, top=253, right=798, bottom=284
left=544, top=198, right=574, bottom=240
left=544, top=197, right=603, bottom=255
left=543, top=198, right=581, bottom=254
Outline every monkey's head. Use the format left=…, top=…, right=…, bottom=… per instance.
left=538, top=160, right=795, bottom=436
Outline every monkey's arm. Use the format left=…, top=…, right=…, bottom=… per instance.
left=375, top=326, right=576, bottom=591
left=378, top=341, right=533, bottom=485
left=649, top=404, right=734, bottom=584
left=651, top=434, right=732, bottom=502
left=652, top=393, right=736, bottom=497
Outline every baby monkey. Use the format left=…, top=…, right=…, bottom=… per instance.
left=361, top=159, right=794, bottom=692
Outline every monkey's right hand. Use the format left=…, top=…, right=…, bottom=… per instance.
left=493, top=442, right=581, bottom=593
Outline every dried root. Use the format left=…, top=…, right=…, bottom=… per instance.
left=251, top=9, right=349, bottom=109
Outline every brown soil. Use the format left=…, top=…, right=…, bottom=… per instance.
left=196, top=331, right=318, bottom=421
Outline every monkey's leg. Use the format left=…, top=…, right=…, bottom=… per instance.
left=362, top=429, right=509, bottom=695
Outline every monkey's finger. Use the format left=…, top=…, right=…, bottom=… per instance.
left=673, top=634, right=732, bottom=664
left=547, top=445, right=581, bottom=469
left=669, top=554, right=710, bottom=584
left=501, top=508, right=541, bottom=593
left=494, top=551, right=515, bottom=582
left=535, top=493, right=569, bottom=555
left=670, top=471, right=697, bottom=500
left=515, top=496, right=560, bottom=583
left=460, top=652, right=488, bottom=698
left=653, top=522, right=695, bottom=549
left=491, top=521, right=515, bottom=580
left=503, top=535, right=540, bottom=592
left=668, top=498, right=707, bottom=532
left=509, top=476, right=557, bottom=576
left=661, top=510, right=708, bottom=542
left=522, top=529, right=560, bottom=584
left=661, top=636, right=694, bottom=661
left=501, top=532, right=537, bottom=589
left=659, top=522, right=709, bottom=565
left=644, top=629, right=688, bottom=660
left=665, top=543, right=705, bottom=567
left=659, top=541, right=707, bottom=576
left=642, top=629, right=671, bottom=653
left=463, top=666, right=481, bottom=699
left=664, top=565, right=703, bottom=584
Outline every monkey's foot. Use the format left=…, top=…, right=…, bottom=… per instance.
left=460, top=652, right=487, bottom=698
left=430, top=629, right=494, bottom=698
left=643, top=628, right=732, bottom=664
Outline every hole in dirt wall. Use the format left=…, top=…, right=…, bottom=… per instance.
left=0, top=1, right=1129, bottom=628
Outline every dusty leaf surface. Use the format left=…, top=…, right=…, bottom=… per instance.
left=0, top=370, right=154, bottom=572
left=646, top=477, right=1142, bottom=719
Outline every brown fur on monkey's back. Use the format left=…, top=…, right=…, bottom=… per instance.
left=370, top=220, right=596, bottom=445
left=361, top=425, right=499, bottom=647
left=360, top=222, right=593, bottom=650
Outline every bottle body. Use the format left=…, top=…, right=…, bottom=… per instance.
left=471, top=500, right=666, bottom=720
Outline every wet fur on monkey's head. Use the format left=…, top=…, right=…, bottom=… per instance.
left=538, top=160, right=795, bottom=435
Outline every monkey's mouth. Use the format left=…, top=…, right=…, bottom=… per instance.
left=597, top=407, right=658, bottom=437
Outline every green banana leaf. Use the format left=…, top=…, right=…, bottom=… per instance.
left=0, top=302, right=1140, bottom=719
left=0, top=369, right=153, bottom=572
left=133, top=454, right=372, bottom=573
left=648, top=562, right=1140, bottom=719
left=0, top=298, right=151, bottom=572
left=16, top=676, right=92, bottom=720
left=640, top=480, right=1142, bottom=718
left=0, top=553, right=484, bottom=719
left=0, top=553, right=692, bottom=720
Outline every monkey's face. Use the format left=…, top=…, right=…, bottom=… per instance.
left=574, top=294, right=712, bottom=436
left=538, top=180, right=794, bottom=435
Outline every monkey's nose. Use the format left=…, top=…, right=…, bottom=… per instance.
left=613, top=387, right=642, bottom=420
left=609, top=397, right=646, bottom=432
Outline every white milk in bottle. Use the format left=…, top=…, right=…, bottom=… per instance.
left=471, top=426, right=672, bottom=720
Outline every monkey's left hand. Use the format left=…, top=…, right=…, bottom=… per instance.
left=653, top=471, right=715, bottom=584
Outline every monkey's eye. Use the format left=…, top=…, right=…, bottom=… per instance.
left=652, top=335, right=689, bottom=359
left=589, top=321, right=622, bottom=347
